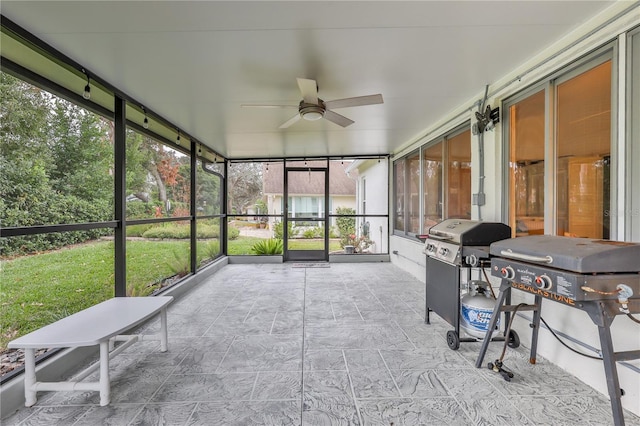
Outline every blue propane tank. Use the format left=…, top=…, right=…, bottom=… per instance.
left=460, top=281, right=500, bottom=339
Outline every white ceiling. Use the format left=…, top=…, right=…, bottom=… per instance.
left=1, top=1, right=614, bottom=159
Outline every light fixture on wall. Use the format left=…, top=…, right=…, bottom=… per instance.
left=472, top=105, right=500, bottom=135
left=176, top=130, right=181, bottom=146
left=82, top=69, right=91, bottom=100
left=197, top=144, right=202, bottom=155
left=142, top=106, right=149, bottom=129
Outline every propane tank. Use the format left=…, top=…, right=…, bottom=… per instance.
left=460, top=280, right=500, bottom=339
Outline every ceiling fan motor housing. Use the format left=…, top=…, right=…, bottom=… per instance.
left=299, top=100, right=325, bottom=121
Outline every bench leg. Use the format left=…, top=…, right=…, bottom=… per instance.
left=24, top=348, right=37, bottom=407
left=99, top=341, right=110, bottom=406
left=160, top=307, right=168, bottom=352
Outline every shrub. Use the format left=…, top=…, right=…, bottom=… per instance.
left=127, top=280, right=155, bottom=297
left=228, top=226, right=240, bottom=240
left=126, top=201, right=156, bottom=219
left=329, top=226, right=339, bottom=239
left=273, top=220, right=298, bottom=239
left=196, top=223, right=219, bottom=239
left=201, top=240, right=220, bottom=259
left=251, top=239, right=283, bottom=255
left=0, top=194, right=112, bottom=256
left=142, top=224, right=189, bottom=239
left=126, top=224, right=154, bottom=237
left=167, top=249, right=190, bottom=277
left=335, top=207, right=356, bottom=248
left=302, top=227, right=324, bottom=239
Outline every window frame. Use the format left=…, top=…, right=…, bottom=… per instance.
left=502, top=45, right=617, bottom=238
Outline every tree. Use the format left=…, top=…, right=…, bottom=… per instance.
left=0, top=72, right=112, bottom=255
left=227, top=162, right=262, bottom=214
left=48, top=98, right=113, bottom=202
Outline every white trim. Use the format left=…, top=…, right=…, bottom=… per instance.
left=617, top=33, right=627, bottom=240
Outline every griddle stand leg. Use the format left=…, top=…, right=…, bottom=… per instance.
left=587, top=303, right=627, bottom=426
left=475, top=280, right=510, bottom=368
left=475, top=280, right=541, bottom=368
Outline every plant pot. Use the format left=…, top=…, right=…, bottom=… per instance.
left=344, top=245, right=355, bottom=254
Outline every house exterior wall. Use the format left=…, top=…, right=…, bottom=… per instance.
left=352, top=159, right=389, bottom=253
left=266, top=194, right=356, bottom=228
left=388, top=3, right=640, bottom=416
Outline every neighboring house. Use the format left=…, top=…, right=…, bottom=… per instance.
left=262, top=162, right=357, bottom=230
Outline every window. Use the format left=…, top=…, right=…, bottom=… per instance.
left=556, top=61, right=611, bottom=238
left=0, top=71, right=115, bottom=357
left=507, top=89, right=546, bottom=236
left=394, top=126, right=470, bottom=236
left=394, top=160, right=406, bottom=231
left=628, top=28, right=640, bottom=241
left=407, top=152, right=421, bottom=234
left=504, top=52, right=613, bottom=238
left=446, top=129, right=472, bottom=219
left=423, top=142, right=443, bottom=228
left=393, top=150, right=419, bottom=234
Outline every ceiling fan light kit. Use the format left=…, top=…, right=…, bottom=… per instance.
left=243, top=78, right=383, bottom=128
left=300, top=102, right=325, bottom=121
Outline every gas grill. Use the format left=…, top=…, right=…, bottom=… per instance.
left=423, top=219, right=512, bottom=349
left=475, top=235, right=640, bottom=426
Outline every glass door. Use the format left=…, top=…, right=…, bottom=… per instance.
left=284, top=166, right=328, bottom=262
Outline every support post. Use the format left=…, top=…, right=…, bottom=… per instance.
left=99, top=341, right=110, bottom=406
left=160, top=307, right=169, bottom=352
left=114, top=95, right=127, bottom=297
left=24, top=348, right=37, bottom=407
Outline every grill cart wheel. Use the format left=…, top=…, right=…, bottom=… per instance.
left=508, top=329, right=520, bottom=348
left=446, top=330, right=460, bottom=350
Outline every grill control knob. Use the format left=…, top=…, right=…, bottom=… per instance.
left=500, top=266, right=515, bottom=280
left=439, top=247, right=449, bottom=256
left=465, top=254, right=478, bottom=267
left=535, top=275, right=553, bottom=290
left=426, top=243, right=436, bottom=253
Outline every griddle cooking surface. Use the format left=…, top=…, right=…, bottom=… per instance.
left=490, top=235, right=640, bottom=273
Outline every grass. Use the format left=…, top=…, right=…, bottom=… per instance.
left=0, top=239, right=217, bottom=350
left=1, top=241, right=116, bottom=351
left=0, top=235, right=342, bottom=351
left=227, top=236, right=265, bottom=255
left=288, top=239, right=342, bottom=251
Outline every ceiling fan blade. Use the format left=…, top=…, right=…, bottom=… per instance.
left=241, top=104, right=298, bottom=108
left=324, top=94, right=383, bottom=110
left=324, top=110, right=354, bottom=128
left=279, top=113, right=302, bottom=129
left=297, top=78, right=318, bottom=104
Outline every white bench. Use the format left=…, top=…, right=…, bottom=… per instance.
left=8, top=296, right=173, bottom=407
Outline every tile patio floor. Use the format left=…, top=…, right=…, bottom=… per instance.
left=3, top=262, right=640, bottom=425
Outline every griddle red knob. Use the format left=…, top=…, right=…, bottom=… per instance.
left=500, top=266, right=515, bottom=280
left=535, top=275, right=553, bottom=290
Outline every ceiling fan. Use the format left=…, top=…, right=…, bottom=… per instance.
left=242, top=78, right=383, bottom=128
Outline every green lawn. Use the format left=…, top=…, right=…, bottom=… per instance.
left=1, top=239, right=218, bottom=350
left=0, top=235, right=343, bottom=351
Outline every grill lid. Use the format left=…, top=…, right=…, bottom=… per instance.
left=428, top=219, right=511, bottom=246
left=490, top=235, right=640, bottom=273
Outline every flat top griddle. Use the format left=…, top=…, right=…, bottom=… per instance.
left=490, top=235, right=640, bottom=274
